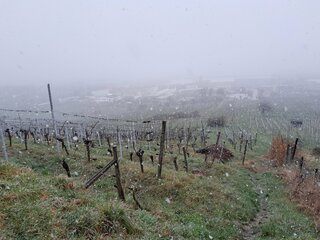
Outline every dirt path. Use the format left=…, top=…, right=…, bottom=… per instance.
left=242, top=176, right=269, bottom=240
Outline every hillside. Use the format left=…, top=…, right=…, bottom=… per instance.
left=1, top=132, right=319, bottom=239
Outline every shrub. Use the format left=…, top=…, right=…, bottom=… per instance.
left=269, top=135, right=287, bottom=166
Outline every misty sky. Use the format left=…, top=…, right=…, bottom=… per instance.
left=1, top=0, right=320, bottom=85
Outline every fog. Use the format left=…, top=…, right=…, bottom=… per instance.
left=1, top=0, right=320, bottom=87
left=2, top=3, right=320, bottom=239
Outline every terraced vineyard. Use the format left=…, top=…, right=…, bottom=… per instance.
left=1, top=107, right=320, bottom=239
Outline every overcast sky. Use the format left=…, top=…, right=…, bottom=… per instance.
left=1, top=0, right=320, bottom=85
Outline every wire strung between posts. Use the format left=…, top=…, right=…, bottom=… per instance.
left=0, top=107, right=159, bottom=124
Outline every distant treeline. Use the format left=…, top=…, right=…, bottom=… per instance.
left=152, top=111, right=200, bottom=120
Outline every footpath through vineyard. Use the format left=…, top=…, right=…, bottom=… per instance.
left=242, top=175, right=269, bottom=240
left=239, top=156, right=320, bottom=240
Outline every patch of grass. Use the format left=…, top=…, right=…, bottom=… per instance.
left=1, top=135, right=319, bottom=239
left=256, top=172, right=319, bottom=240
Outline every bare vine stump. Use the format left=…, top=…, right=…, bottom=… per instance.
left=299, top=157, right=304, bottom=173
left=173, top=156, right=178, bottom=171
left=136, top=149, right=144, bottom=173
left=129, top=187, right=143, bottom=210
left=149, top=155, right=154, bottom=164
left=23, top=130, right=28, bottom=150
left=84, top=139, right=92, bottom=162
left=242, top=140, right=248, bottom=165
left=62, top=159, right=71, bottom=177
left=56, top=137, right=69, bottom=155
left=5, top=129, right=12, bottom=147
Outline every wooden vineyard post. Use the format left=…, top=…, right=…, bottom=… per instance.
left=157, top=121, right=166, bottom=179
left=106, top=136, right=113, bottom=156
left=117, top=127, right=123, bottom=161
left=147, top=132, right=151, bottom=151
left=18, top=114, right=23, bottom=143
left=216, top=131, right=221, bottom=145
left=165, top=121, right=168, bottom=150
left=23, top=130, right=28, bottom=150
left=47, top=83, right=60, bottom=153
left=291, top=138, right=299, bottom=161
left=239, top=132, right=243, bottom=152
left=285, top=144, right=290, bottom=164
left=0, top=128, right=8, bottom=161
left=113, top=146, right=125, bottom=201
left=132, top=123, right=136, bottom=150
left=254, top=132, right=258, bottom=145
left=182, top=146, right=188, bottom=172
left=242, top=140, right=248, bottom=165
left=249, top=135, right=253, bottom=150
left=97, top=131, right=102, bottom=147
left=201, top=122, right=205, bottom=147
left=65, top=126, right=71, bottom=150
left=84, top=139, right=91, bottom=162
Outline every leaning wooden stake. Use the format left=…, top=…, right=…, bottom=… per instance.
left=242, top=140, right=248, bottom=165
left=113, top=146, right=125, bottom=201
left=85, top=158, right=117, bottom=188
left=157, top=121, right=166, bottom=179
left=182, top=147, right=188, bottom=172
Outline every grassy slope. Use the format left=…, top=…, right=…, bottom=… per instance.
left=256, top=172, right=319, bottom=240
left=0, top=136, right=319, bottom=239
